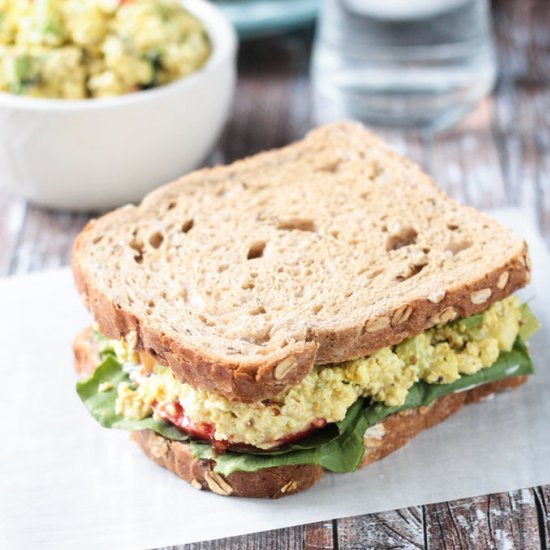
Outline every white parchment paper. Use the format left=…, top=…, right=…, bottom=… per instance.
left=1, top=209, right=549, bottom=550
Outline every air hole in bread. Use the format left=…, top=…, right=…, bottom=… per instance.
left=447, top=223, right=459, bottom=231
left=241, top=280, right=255, bottom=290
left=277, top=218, right=316, bottom=232
left=250, top=271, right=259, bottom=278
left=247, top=241, right=266, bottom=260
left=167, top=201, right=177, bottom=211
left=446, top=239, right=472, bottom=255
left=360, top=192, right=369, bottom=200
left=396, top=263, right=426, bottom=281
left=371, top=161, right=383, bottom=179
left=330, top=229, right=340, bottom=239
left=92, top=235, right=103, bottom=245
left=370, top=268, right=384, bottom=278
left=386, top=227, right=418, bottom=251
left=198, top=314, right=215, bottom=327
left=129, top=238, right=145, bottom=263
left=217, top=264, right=229, bottom=273
left=129, top=238, right=144, bottom=253
left=182, top=219, right=194, bottom=233
left=149, top=231, right=164, bottom=249
left=312, top=304, right=323, bottom=314
left=249, top=305, right=266, bottom=315
left=147, top=300, right=155, bottom=308
left=422, top=247, right=431, bottom=254
left=147, top=347, right=161, bottom=360
left=318, top=160, right=341, bottom=173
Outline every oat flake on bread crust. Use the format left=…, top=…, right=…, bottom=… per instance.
left=72, top=122, right=531, bottom=402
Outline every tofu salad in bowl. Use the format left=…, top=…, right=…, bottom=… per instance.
left=0, top=0, right=237, bottom=210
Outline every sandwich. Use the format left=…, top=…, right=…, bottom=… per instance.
left=72, top=122, right=539, bottom=498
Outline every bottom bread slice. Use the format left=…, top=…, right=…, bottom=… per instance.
left=130, top=376, right=525, bottom=498
left=73, top=329, right=526, bottom=498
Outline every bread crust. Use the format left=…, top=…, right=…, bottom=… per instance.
left=73, top=329, right=527, bottom=498
left=72, top=122, right=531, bottom=402
left=132, top=430, right=324, bottom=498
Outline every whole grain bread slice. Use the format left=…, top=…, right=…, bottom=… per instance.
left=72, top=122, right=530, bottom=402
left=73, top=329, right=526, bottom=498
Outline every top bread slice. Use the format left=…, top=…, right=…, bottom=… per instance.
left=72, top=122, right=530, bottom=402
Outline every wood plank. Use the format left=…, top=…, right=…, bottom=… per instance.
left=8, top=204, right=90, bottom=274
left=0, top=194, right=26, bottom=276
left=424, top=130, right=468, bottom=205
left=217, top=32, right=313, bottom=165
left=537, top=486, right=550, bottom=545
left=304, top=521, right=335, bottom=550
left=165, top=520, right=335, bottom=550
left=424, top=489, right=542, bottom=549
left=169, top=524, right=306, bottom=550
left=423, top=102, right=507, bottom=210
left=493, top=0, right=550, bottom=245
left=533, top=93, right=550, bottom=246
left=337, top=507, right=424, bottom=549
left=493, top=0, right=550, bottom=86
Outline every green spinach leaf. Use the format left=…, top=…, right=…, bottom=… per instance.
left=76, top=356, right=189, bottom=442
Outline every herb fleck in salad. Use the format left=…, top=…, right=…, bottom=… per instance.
left=0, top=0, right=211, bottom=99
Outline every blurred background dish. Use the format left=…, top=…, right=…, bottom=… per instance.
left=214, top=0, right=319, bottom=39
left=0, top=0, right=237, bottom=211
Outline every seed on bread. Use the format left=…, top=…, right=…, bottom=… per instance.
left=391, top=305, right=413, bottom=326
left=204, top=471, right=234, bottom=496
left=524, top=253, right=532, bottom=272
left=280, top=481, right=299, bottom=494
left=125, top=330, right=138, bottom=349
left=364, top=424, right=386, bottom=449
left=149, top=435, right=169, bottom=458
left=428, top=290, right=445, bottom=304
left=470, top=288, right=492, bottom=304
left=365, top=316, right=390, bottom=333
left=273, top=357, right=300, bottom=380
left=497, top=271, right=510, bottom=290
left=431, top=307, right=457, bottom=325
left=191, top=479, right=203, bottom=490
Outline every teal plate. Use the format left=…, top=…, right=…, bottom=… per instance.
left=213, top=0, right=319, bottom=39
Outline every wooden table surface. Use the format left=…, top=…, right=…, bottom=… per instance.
left=1, top=0, right=549, bottom=548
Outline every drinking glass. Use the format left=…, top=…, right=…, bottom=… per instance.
left=311, top=0, right=497, bottom=130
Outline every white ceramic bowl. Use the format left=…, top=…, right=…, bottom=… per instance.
left=0, top=0, right=237, bottom=211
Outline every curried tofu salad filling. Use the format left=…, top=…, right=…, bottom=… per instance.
left=0, top=0, right=211, bottom=99
left=78, top=297, right=539, bottom=463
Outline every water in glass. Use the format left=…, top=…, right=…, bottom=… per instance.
left=311, top=0, right=497, bottom=130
